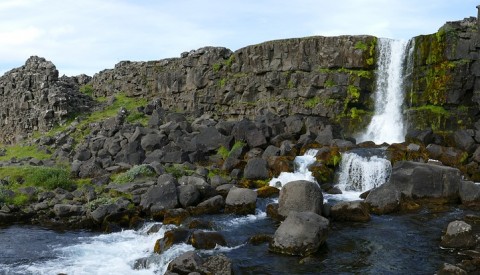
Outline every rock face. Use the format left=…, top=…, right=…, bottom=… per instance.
left=270, top=211, right=329, bottom=256
left=90, top=36, right=377, bottom=135
left=278, top=180, right=323, bottom=217
left=0, top=56, right=92, bottom=143
left=366, top=161, right=462, bottom=214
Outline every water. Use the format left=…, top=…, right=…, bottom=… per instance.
left=358, top=38, right=413, bottom=144
left=269, top=149, right=319, bottom=188
left=0, top=205, right=464, bottom=274
left=336, top=149, right=392, bottom=199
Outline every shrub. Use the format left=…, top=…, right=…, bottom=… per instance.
left=113, top=164, right=156, bottom=184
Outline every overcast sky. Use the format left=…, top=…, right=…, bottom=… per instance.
left=0, top=0, right=477, bottom=76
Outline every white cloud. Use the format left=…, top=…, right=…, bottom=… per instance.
left=0, top=0, right=477, bottom=76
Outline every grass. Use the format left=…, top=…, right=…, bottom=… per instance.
left=354, top=41, right=368, bottom=51
left=0, top=166, right=75, bottom=191
left=304, top=97, right=321, bottom=109
left=0, top=145, right=51, bottom=162
left=79, top=84, right=94, bottom=97
left=217, top=141, right=246, bottom=160
left=164, top=164, right=195, bottom=178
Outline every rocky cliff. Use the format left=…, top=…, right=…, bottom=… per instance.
left=91, top=36, right=378, bottom=136
left=0, top=56, right=93, bottom=144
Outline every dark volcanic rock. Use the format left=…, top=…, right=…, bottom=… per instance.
left=278, top=180, right=323, bottom=217
left=440, top=220, right=476, bottom=249
left=225, top=187, right=257, bottom=215
left=270, top=211, right=329, bottom=256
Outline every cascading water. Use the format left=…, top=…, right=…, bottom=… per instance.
left=358, top=38, right=411, bottom=144
left=336, top=149, right=392, bottom=194
left=269, top=149, right=319, bottom=188
left=337, top=38, right=414, bottom=196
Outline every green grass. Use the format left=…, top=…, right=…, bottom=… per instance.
left=354, top=41, right=368, bottom=51
left=126, top=111, right=148, bottom=126
left=324, top=79, right=336, bottom=88
left=409, top=105, right=449, bottom=116
left=0, top=145, right=51, bottom=162
left=0, top=166, right=74, bottom=191
left=217, top=141, right=246, bottom=160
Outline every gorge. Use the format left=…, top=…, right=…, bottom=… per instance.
left=0, top=11, right=480, bottom=275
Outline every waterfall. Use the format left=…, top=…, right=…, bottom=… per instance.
left=336, top=149, right=392, bottom=193
left=358, top=38, right=413, bottom=144
left=269, top=149, right=319, bottom=188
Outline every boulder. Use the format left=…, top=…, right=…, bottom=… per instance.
left=139, top=175, right=178, bottom=217
left=225, top=187, right=257, bottom=215
left=278, top=180, right=323, bottom=217
left=154, top=229, right=191, bottom=254
left=459, top=181, right=480, bottom=207
left=163, top=208, right=190, bottom=225
left=188, top=195, right=225, bottom=215
left=53, top=204, right=84, bottom=217
left=453, top=130, right=475, bottom=153
left=189, top=230, right=227, bottom=249
left=194, top=126, right=228, bottom=152
left=177, top=184, right=201, bottom=208
left=437, top=263, right=467, bottom=275
left=330, top=200, right=370, bottom=222
left=365, top=161, right=462, bottom=214
left=441, top=220, right=476, bottom=249
left=140, top=133, right=168, bottom=152
left=201, top=253, right=233, bottom=275
left=256, top=186, right=280, bottom=198
left=243, top=158, right=269, bottom=180
left=167, top=251, right=205, bottom=274
left=270, top=211, right=329, bottom=256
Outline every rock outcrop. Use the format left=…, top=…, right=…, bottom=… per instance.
left=0, top=56, right=93, bottom=143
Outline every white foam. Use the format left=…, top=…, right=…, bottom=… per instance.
left=269, top=149, right=318, bottom=188
left=9, top=223, right=194, bottom=275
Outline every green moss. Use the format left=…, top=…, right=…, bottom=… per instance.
left=318, top=67, right=373, bottom=79
left=304, top=97, right=321, bottom=109
left=354, top=41, right=368, bottom=51
left=217, top=141, right=245, bottom=160
left=408, top=105, right=449, bottom=131
left=217, top=146, right=230, bottom=159
left=79, top=84, right=94, bottom=97
left=225, top=55, right=236, bottom=68
left=287, top=80, right=295, bottom=89
left=164, top=164, right=195, bottom=178
left=347, top=85, right=360, bottom=103
left=325, top=79, right=336, bottom=88
left=218, top=78, right=227, bottom=88
left=126, top=111, right=148, bottom=126
left=212, top=62, right=222, bottom=72
left=322, top=98, right=337, bottom=107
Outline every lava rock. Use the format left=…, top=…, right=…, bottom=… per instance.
left=270, top=211, right=329, bottom=256
left=278, top=180, right=323, bottom=217
left=441, top=220, right=476, bottom=249
left=225, top=187, right=257, bottom=215
left=330, top=200, right=371, bottom=222
left=189, top=230, right=227, bottom=249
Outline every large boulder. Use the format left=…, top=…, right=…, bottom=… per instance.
left=194, top=126, right=228, bottom=152
left=225, top=187, right=257, bottom=215
left=189, top=230, right=227, bottom=249
left=177, top=184, right=201, bottom=208
left=154, top=229, right=191, bottom=254
left=167, top=251, right=233, bottom=275
left=139, top=175, right=179, bottom=217
left=330, top=200, right=370, bottom=222
left=365, top=161, right=462, bottom=214
left=188, top=195, right=225, bottom=215
left=440, top=220, right=476, bottom=249
left=278, top=180, right=323, bottom=217
left=270, top=211, right=329, bottom=256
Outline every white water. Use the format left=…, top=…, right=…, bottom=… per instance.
left=335, top=151, right=392, bottom=199
left=269, top=149, right=319, bottom=188
left=358, top=38, right=410, bottom=144
left=7, top=223, right=194, bottom=275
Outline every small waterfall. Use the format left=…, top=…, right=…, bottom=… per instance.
left=358, top=38, right=413, bottom=144
left=269, top=149, right=319, bottom=188
left=336, top=149, right=392, bottom=193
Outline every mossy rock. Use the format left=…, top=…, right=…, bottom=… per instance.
left=309, top=162, right=334, bottom=184
left=154, top=229, right=191, bottom=254
left=386, top=143, right=429, bottom=165
left=163, top=208, right=190, bottom=226
left=257, top=186, right=280, bottom=198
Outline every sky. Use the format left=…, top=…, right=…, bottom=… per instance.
left=0, top=0, right=478, bottom=76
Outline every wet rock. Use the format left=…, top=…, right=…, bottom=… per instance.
left=163, top=208, right=190, bottom=225
left=202, top=253, right=233, bottom=275
left=225, top=187, right=257, bottom=215
left=365, top=187, right=402, bottom=215
left=437, top=263, right=467, bottom=275
left=154, top=229, right=191, bottom=254
left=453, top=130, right=476, bottom=153
left=249, top=234, right=273, bottom=245
left=189, top=230, right=227, bottom=249
left=167, top=251, right=205, bottom=274
left=278, top=180, right=323, bottom=217
left=330, top=200, right=370, bottom=222
left=266, top=203, right=283, bottom=222
left=441, top=220, right=476, bottom=249
left=188, top=219, right=213, bottom=230
left=256, top=186, right=280, bottom=198
left=270, top=211, right=329, bottom=256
